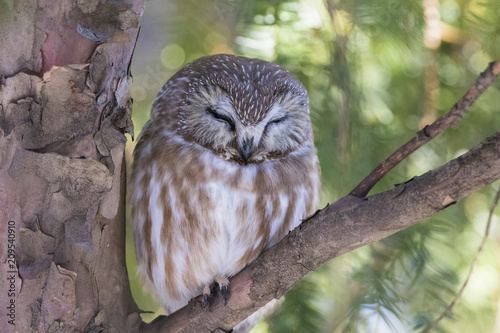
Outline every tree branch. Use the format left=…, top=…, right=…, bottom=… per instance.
left=140, top=132, right=500, bottom=333
left=350, top=60, right=500, bottom=198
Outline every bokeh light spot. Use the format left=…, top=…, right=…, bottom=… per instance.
left=160, top=44, right=185, bottom=70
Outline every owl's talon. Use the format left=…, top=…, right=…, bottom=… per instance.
left=202, top=283, right=212, bottom=310
left=215, top=275, right=229, bottom=306
left=202, top=294, right=210, bottom=310
left=220, top=284, right=229, bottom=305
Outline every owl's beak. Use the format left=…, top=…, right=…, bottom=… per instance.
left=238, top=138, right=253, bottom=163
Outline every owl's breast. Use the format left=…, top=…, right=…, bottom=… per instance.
left=173, top=142, right=319, bottom=277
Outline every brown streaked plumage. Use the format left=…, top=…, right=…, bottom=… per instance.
left=130, top=54, right=321, bottom=314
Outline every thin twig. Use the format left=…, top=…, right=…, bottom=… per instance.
left=350, top=60, right=500, bottom=198
left=423, top=188, right=500, bottom=333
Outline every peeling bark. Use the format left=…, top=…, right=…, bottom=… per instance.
left=0, top=1, right=144, bottom=332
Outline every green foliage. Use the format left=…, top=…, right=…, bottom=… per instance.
left=266, top=279, right=326, bottom=333
left=338, top=0, right=425, bottom=50
left=128, top=0, right=500, bottom=331
left=464, top=0, right=500, bottom=58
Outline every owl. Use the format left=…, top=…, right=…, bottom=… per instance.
left=130, top=54, right=321, bottom=314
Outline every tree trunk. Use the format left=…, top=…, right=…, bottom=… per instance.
left=0, top=1, right=144, bottom=332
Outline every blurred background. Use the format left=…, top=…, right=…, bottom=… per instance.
left=126, top=0, right=500, bottom=331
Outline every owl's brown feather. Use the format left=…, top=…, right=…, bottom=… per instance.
left=130, top=54, right=321, bottom=313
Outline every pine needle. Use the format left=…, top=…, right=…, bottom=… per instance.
left=423, top=188, right=500, bottom=333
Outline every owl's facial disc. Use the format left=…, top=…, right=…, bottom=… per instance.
left=181, top=83, right=311, bottom=165
left=205, top=99, right=309, bottom=164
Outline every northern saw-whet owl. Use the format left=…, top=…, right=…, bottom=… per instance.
left=130, top=54, right=321, bottom=314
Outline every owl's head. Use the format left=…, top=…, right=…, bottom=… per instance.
left=152, top=54, right=314, bottom=165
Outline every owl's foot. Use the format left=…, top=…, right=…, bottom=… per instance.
left=201, top=275, right=230, bottom=310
